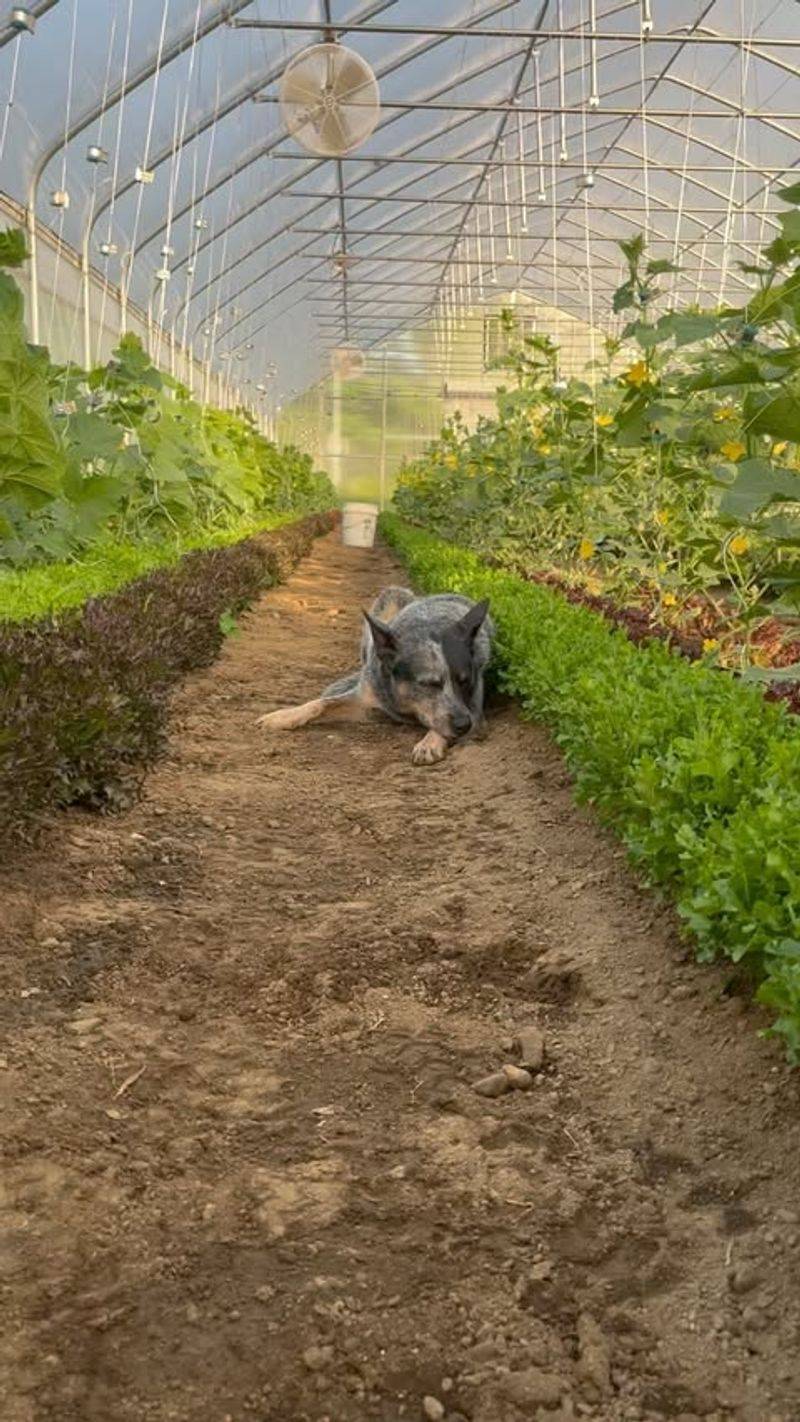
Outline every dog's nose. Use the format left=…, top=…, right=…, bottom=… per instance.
left=450, top=710, right=472, bottom=736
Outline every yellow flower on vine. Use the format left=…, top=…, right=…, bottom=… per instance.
left=662, top=592, right=677, bottom=607
left=729, top=533, right=749, bottom=556
left=720, top=440, right=746, bottom=461
left=595, top=412, right=614, bottom=428
left=654, top=509, right=670, bottom=526
left=773, top=441, right=788, bottom=456
left=713, top=405, right=737, bottom=422
left=657, top=560, right=668, bottom=573
left=578, top=538, right=595, bottom=560
left=623, top=360, right=650, bottom=387
left=537, top=442, right=551, bottom=455
left=444, top=453, right=458, bottom=469
left=751, top=649, right=771, bottom=668
left=703, top=638, right=719, bottom=653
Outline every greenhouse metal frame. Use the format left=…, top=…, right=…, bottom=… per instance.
left=1, top=0, right=799, bottom=449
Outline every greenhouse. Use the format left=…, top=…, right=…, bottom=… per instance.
left=3, top=4, right=800, bottom=1420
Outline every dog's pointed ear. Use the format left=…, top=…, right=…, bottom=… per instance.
left=455, top=598, right=490, bottom=642
left=363, top=610, right=397, bottom=660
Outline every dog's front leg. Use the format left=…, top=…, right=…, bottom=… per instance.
left=411, top=730, right=449, bottom=766
left=257, top=691, right=364, bottom=731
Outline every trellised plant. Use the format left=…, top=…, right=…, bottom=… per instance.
left=394, top=184, right=800, bottom=670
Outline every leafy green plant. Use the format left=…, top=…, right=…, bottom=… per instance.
left=382, top=512, right=800, bottom=1062
left=0, top=231, right=335, bottom=570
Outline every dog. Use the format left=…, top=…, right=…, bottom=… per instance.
left=256, top=586, right=493, bottom=766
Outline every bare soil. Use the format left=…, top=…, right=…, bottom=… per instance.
left=2, top=533, right=800, bottom=1422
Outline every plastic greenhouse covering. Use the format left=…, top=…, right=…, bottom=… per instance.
left=1, top=0, right=799, bottom=500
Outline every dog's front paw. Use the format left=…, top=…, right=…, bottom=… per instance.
left=411, top=731, right=448, bottom=767
left=256, top=706, right=306, bottom=731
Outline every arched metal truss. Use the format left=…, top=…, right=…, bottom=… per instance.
left=2, top=0, right=800, bottom=413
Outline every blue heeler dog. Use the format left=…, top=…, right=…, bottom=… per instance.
left=257, top=586, right=493, bottom=766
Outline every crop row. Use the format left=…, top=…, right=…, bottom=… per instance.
left=0, top=512, right=335, bottom=846
left=382, top=513, right=800, bottom=1063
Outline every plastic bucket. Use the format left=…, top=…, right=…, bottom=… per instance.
left=341, top=501, right=379, bottom=549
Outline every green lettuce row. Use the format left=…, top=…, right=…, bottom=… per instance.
left=0, top=509, right=304, bottom=624
left=381, top=513, right=800, bottom=1062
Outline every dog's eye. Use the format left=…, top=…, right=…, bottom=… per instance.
left=419, top=677, right=444, bottom=690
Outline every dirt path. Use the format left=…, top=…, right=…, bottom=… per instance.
left=3, top=533, right=800, bottom=1422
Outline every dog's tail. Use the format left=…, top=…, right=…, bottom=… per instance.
left=369, top=586, right=415, bottom=624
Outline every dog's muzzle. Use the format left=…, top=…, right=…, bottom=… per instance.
left=449, top=710, right=472, bottom=738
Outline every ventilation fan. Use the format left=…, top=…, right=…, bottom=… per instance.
left=279, top=42, right=380, bottom=157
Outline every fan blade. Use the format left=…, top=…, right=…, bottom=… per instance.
left=281, top=66, right=327, bottom=109
left=331, top=54, right=372, bottom=100
left=316, top=106, right=354, bottom=155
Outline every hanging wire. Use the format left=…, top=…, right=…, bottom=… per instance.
left=487, top=170, right=498, bottom=283
left=203, top=170, right=241, bottom=414
left=97, top=0, right=135, bottom=353
left=516, top=103, right=529, bottom=231
left=60, top=0, right=119, bottom=378
left=475, top=205, right=485, bottom=305
left=533, top=48, right=546, bottom=205
left=694, top=237, right=709, bottom=304
left=557, top=0, right=568, bottom=161
left=638, top=2, right=651, bottom=250
left=588, top=0, right=599, bottom=108
left=579, top=10, right=598, bottom=457
left=0, top=32, right=21, bottom=167
left=717, top=0, right=756, bottom=307
left=501, top=139, right=514, bottom=262
left=182, top=61, right=223, bottom=386
left=668, top=50, right=698, bottom=310
left=549, top=113, right=560, bottom=361
left=155, top=0, right=204, bottom=356
left=121, top=0, right=172, bottom=336
left=46, top=0, right=80, bottom=350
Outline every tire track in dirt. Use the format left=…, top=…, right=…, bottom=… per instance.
left=2, top=533, right=799, bottom=1422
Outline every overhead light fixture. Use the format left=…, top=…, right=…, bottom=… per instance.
left=50, top=189, right=70, bottom=209
left=155, top=267, right=171, bottom=282
left=577, top=171, right=595, bottom=190
left=160, top=244, right=174, bottom=257
left=87, top=144, right=108, bottom=165
left=194, top=216, right=208, bottom=231
left=98, top=241, right=118, bottom=256
left=135, top=166, right=155, bottom=184
left=186, top=262, right=195, bottom=275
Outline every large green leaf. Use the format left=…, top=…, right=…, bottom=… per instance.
left=64, top=410, right=125, bottom=463
left=718, top=458, right=800, bottom=520
left=745, top=389, right=800, bottom=442
left=684, top=357, right=784, bottom=391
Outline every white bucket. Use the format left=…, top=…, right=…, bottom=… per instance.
left=341, top=501, right=379, bottom=549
